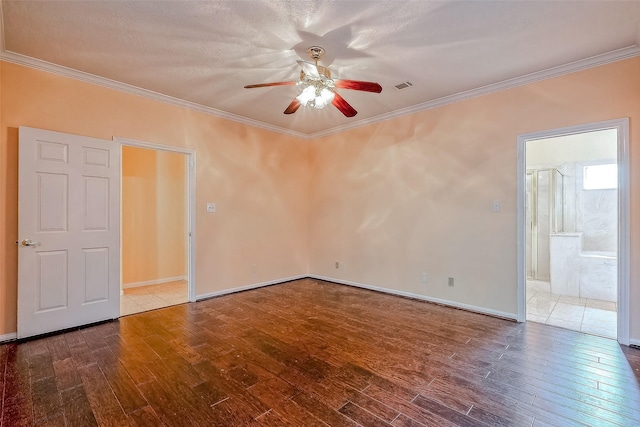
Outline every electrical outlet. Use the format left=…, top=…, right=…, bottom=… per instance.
left=421, top=273, right=428, bottom=284
left=335, top=261, right=341, bottom=269
left=448, top=277, right=455, bottom=287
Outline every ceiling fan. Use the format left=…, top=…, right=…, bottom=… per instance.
left=244, top=46, right=382, bottom=117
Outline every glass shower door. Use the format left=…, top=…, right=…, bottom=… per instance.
left=526, top=168, right=565, bottom=282
left=535, top=170, right=551, bottom=281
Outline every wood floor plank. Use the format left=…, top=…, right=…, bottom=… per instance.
left=391, top=413, right=428, bottom=426
left=68, top=342, right=96, bottom=368
left=127, top=406, right=163, bottom=427
left=338, top=400, right=393, bottom=426
left=207, top=398, right=263, bottom=426
left=100, top=361, right=148, bottom=415
left=116, top=353, right=158, bottom=386
left=137, top=379, right=198, bottom=426
left=245, top=372, right=298, bottom=407
left=1, top=278, right=639, bottom=427
left=59, top=385, right=99, bottom=427
left=0, top=344, right=7, bottom=420
left=190, top=359, right=270, bottom=419
left=363, top=384, right=460, bottom=427
left=28, top=352, right=54, bottom=383
left=290, top=392, right=360, bottom=427
left=346, top=390, right=401, bottom=423
left=37, top=414, right=66, bottom=427
left=31, top=376, right=63, bottom=422
left=532, top=393, right=638, bottom=427
left=263, top=398, right=328, bottom=427
left=77, top=363, right=133, bottom=427
left=1, top=344, right=34, bottom=427
left=412, top=394, right=489, bottom=427
left=45, top=335, right=72, bottom=362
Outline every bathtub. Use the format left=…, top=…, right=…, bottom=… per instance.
left=549, top=233, right=617, bottom=302
left=579, top=251, right=617, bottom=302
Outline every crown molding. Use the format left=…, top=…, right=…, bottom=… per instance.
left=0, top=50, right=310, bottom=140
left=308, top=45, right=640, bottom=139
left=2, top=44, right=639, bottom=141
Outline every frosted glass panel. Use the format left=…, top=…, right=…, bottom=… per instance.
left=527, top=168, right=563, bottom=281
left=553, top=170, right=564, bottom=233
left=583, top=164, right=617, bottom=190
left=536, top=170, right=550, bottom=281
left=526, top=173, right=533, bottom=279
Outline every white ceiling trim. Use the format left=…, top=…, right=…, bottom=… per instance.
left=2, top=44, right=639, bottom=141
left=308, top=45, right=640, bottom=139
left=0, top=50, right=309, bottom=140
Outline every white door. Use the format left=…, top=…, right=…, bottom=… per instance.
left=18, top=127, right=120, bottom=339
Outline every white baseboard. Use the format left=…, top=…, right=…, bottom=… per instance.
left=5, top=274, right=634, bottom=345
left=123, top=276, right=187, bottom=289
left=196, top=275, right=307, bottom=301
left=308, top=274, right=518, bottom=321
left=0, top=332, right=17, bottom=343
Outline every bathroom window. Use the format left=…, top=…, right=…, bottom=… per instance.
left=583, top=164, right=617, bottom=190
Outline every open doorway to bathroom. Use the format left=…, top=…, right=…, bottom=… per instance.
left=525, top=128, right=618, bottom=339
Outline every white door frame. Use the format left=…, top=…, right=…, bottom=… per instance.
left=516, top=118, right=630, bottom=345
left=114, top=137, right=197, bottom=303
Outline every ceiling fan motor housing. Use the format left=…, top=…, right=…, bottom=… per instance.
left=307, top=46, right=325, bottom=61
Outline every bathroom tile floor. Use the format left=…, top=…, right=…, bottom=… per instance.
left=526, top=280, right=617, bottom=339
left=120, top=280, right=188, bottom=316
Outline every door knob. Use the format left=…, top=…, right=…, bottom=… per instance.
left=21, top=239, right=41, bottom=247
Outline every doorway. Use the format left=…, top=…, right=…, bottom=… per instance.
left=516, top=119, right=630, bottom=345
left=117, top=138, right=196, bottom=315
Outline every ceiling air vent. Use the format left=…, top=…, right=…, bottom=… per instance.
left=394, top=81, right=413, bottom=90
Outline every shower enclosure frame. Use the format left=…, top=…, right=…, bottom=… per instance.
left=526, top=168, right=565, bottom=282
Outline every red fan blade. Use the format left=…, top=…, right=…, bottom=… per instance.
left=284, top=98, right=301, bottom=115
left=332, top=93, right=357, bottom=117
left=244, top=81, right=296, bottom=89
left=334, top=79, right=382, bottom=93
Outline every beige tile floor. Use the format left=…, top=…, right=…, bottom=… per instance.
left=120, top=280, right=188, bottom=316
left=526, top=280, right=617, bottom=339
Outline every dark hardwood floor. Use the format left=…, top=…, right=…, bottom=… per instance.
left=1, top=278, right=639, bottom=426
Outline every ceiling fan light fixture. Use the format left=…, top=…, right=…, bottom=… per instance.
left=296, top=84, right=335, bottom=109
left=296, top=85, right=316, bottom=104
left=314, top=87, right=335, bottom=109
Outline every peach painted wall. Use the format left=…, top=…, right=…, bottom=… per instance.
left=0, top=61, right=309, bottom=336
left=1, top=57, right=639, bottom=342
left=309, top=57, right=640, bottom=340
left=122, top=146, right=186, bottom=285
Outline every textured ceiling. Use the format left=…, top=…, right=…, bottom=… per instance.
left=2, top=1, right=640, bottom=137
